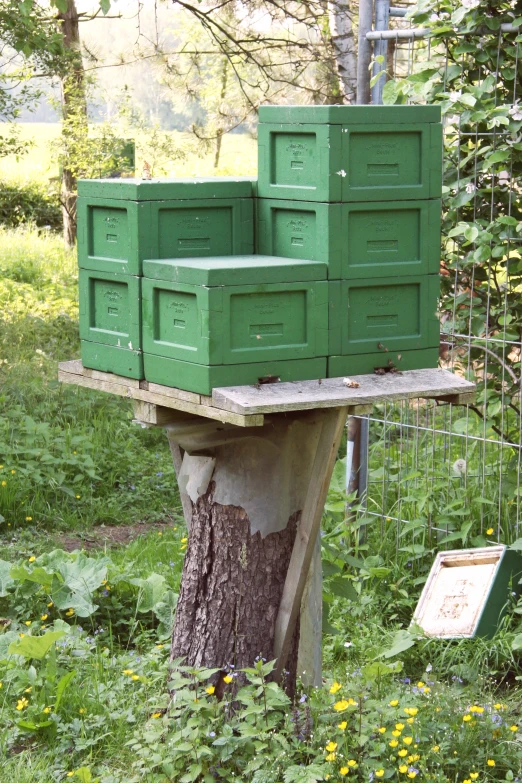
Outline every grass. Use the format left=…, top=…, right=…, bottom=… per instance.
left=0, top=123, right=257, bottom=183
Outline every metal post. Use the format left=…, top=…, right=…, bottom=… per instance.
left=371, top=0, right=390, bottom=104
left=356, top=0, right=374, bottom=105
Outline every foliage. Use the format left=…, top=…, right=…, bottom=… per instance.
left=382, top=0, right=522, bottom=443
left=0, top=178, right=61, bottom=229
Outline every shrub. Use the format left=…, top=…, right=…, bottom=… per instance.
left=0, top=179, right=62, bottom=230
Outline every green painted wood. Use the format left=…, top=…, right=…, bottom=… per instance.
left=341, top=199, right=441, bottom=278
left=328, top=275, right=440, bottom=356
left=78, top=197, right=254, bottom=276
left=77, top=177, right=256, bottom=200
left=79, top=270, right=141, bottom=350
left=258, top=104, right=441, bottom=125
left=327, top=347, right=440, bottom=377
left=81, top=340, right=144, bottom=379
left=143, top=255, right=327, bottom=285
left=257, top=123, right=343, bottom=203
left=473, top=548, right=522, bottom=638
left=257, top=121, right=442, bottom=202
left=143, top=354, right=327, bottom=395
left=256, top=200, right=342, bottom=279
left=142, top=276, right=328, bottom=366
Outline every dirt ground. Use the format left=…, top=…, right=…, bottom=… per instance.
left=57, top=521, right=171, bottom=551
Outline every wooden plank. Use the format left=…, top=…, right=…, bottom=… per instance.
left=140, top=380, right=202, bottom=405
left=435, top=391, right=476, bottom=405
left=58, top=370, right=132, bottom=399
left=59, top=359, right=141, bottom=388
left=58, top=363, right=264, bottom=428
left=212, top=368, right=476, bottom=415
left=133, top=388, right=264, bottom=428
left=132, top=401, right=196, bottom=426
left=273, top=406, right=349, bottom=681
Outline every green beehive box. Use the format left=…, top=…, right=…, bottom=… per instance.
left=328, top=275, right=440, bottom=356
left=79, top=269, right=141, bottom=350
left=143, top=354, right=327, bottom=396
left=77, top=178, right=255, bottom=275
left=256, top=198, right=441, bottom=279
left=142, top=256, right=328, bottom=367
left=328, top=347, right=440, bottom=378
left=256, top=199, right=342, bottom=277
left=81, top=340, right=144, bottom=380
left=257, top=105, right=442, bottom=203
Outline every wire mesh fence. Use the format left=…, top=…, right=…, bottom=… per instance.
left=358, top=7, right=522, bottom=566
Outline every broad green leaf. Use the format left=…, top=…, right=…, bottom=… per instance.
left=74, top=769, right=93, bottom=783
left=0, top=560, right=14, bottom=597
left=54, top=670, right=76, bottom=711
left=512, top=633, right=522, bottom=650
left=8, top=631, right=65, bottom=660
left=379, top=630, right=416, bottom=659
left=327, top=576, right=358, bottom=601
left=137, top=573, right=168, bottom=613
left=99, top=0, right=111, bottom=13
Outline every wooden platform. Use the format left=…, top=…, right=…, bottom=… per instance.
left=58, top=360, right=476, bottom=427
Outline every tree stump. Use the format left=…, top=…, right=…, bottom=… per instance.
left=168, top=408, right=347, bottom=694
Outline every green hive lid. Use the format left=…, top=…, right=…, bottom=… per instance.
left=77, top=177, right=256, bottom=201
left=143, top=255, right=328, bottom=285
left=258, top=104, right=441, bottom=125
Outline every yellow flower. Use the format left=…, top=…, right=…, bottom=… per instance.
left=223, top=675, right=233, bottom=684
left=389, top=740, right=399, bottom=748
left=423, top=687, right=431, bottom=693
left=486, top=528, right=494, bottom=535
left=398, top=750, right=408, bottom=758
left=463, top=714, right=472, bottom=722
left=28, top=556, right=35, bottom=563
left=16, top=697, right=29, bottom=711
left=11, top=469, right=15, bottom=474
left=347, top=760, right=358, bottom=769
left=40, top=614, right=48, bottom=621
left=403, top=737, right=413, bottom=745
left=470, top=774, right=479, bottom=780
left=470, top=706, right=484, bottom=714
left=404, top=708, right=418, bottom=717
left=325, top=741, right=338, bottom=752
left=181, top=537, right=188, bottom=543
left=431, top=746, right=440, bottom=752
left=340, top=768, right=349, bottom=777
left=79, top=708, right=86, bottom=714
left=43, top=706, right=51, bottom=714
left=392, top=730, right=401, bottom=737
left=75, top=495, right=81, bottom=499
left=47, top=602, right=53, bottom=608
left=395, top=723, right=405, bottom=731
left=123, top=669, right=134, bottom=675
left=463, top=779, right=471, bottom=783
left=417, top=682, right=425, bottom=688
left=338, top=721, right=348, bottom=730
left=19, top=633, right=24, bottom=638
left=25, top=516, right=32, bottom=522
left=378, top=727, right=386, bottom=734
left=389, top=699, right=399, bottom=707
left=1, top=481, right=6, bottom=487
left=325, top=752, right=336, bottom=762
left=131, top=674, right=140, bottom=681
left=0, top=465, right=3, bottom=468
left=67, top=774, right=74, bottom=779
left=375, top=770, right=384, bottom=778
left=206, top=685, right=215, bottom=695
left=399, top=765, right=408, bottom=774
left=155, top=644, right=164, bottom=649
left=510, top=725, right=518, bottom=732
left=406, top=718, right=414, bottom=724
left=65, top=608, right=75, bottom=616
left=24, top=620, right=31, bottom=626
left=151, top=712, right=162, bottom=718
left=24, top=686, right=32, bottom=693
left=330, top=681, right=342, bottom=694
left=409, top=755, right=420, bottom=762
left=487, top=760, right=495, bottom=767
left=408, top=773, right=417, bottom=779
left=334, top=699, right=350, bottom=712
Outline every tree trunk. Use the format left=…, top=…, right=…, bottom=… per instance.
left=58, top=0, right=87, bottom=248
left=327, top=0, right=358, bottom=103
left=169, top=410, right=332, bottom=695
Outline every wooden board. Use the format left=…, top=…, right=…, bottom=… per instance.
left=58, top=360, right=264, bottom=428
left=212, top=368, right=476, bottom=414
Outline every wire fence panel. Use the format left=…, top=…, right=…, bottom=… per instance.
left=359, top=12, right=522, bottom=568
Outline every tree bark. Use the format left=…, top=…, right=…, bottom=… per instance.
left=57, top=0, right=87, bottom=248
left=327, top=0, right=358, bottom=103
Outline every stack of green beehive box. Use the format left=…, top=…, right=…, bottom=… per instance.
left=77, top=104, right=442, bottom=395
left=257, top=104, right=442, bottom=376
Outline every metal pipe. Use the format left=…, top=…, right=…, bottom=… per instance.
left=367, top=22, right=519, bottom=40
left=371, top=0, right=390, bottom=104
left=357, top=0, right=374, bottom=104
left=389, top=6, right=408, bottom=16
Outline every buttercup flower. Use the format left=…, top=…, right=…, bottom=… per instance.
left=338, top=721, right=348, bottom=730
left=334, top=700, right=350, bottom=711
left=403, top=737, right=413, bottom=745
left=325, top=741, right=337, bottom=752
left=151, top=712, right=162, bottom=718
left=510, top=725, right=518, bottom=732
left=463, top=714, right=472, bottom=722
left=347, top=760, right=358, bottom=769
left=325, top=752, right=336, bottom=762
left=390, top=740, right=399, bottom=748
left=389, top=699, right=399, bottom=707
left=340, top=769, right=349, bottom=777
left=223, top=675, right=233, bottom=684
left=487, top=760, right=495, bottom=767
left=330, top=682, right=342, bottom=694
left=396, top=723, right=405, bottom=731
left=399, top=765, right=408, bottom=774
left=378, top=727, right=386, bottom=734
left=431, top=746, right=440, bottom=752
left=486, top=528, right=494, bottom=535
left=375, top=770, right=384, bottom=778
left=16, top=697, right=29, bottom=711
left=398, top=750, right=408, bottom=758
left=470, top=774, right=479, bottom=780
left=28, top=556, right=35, bottom=563
left=206, top=685, right=215, bottom=695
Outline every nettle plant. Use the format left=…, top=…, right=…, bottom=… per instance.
left=383, top=0, right=522, bottom=445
